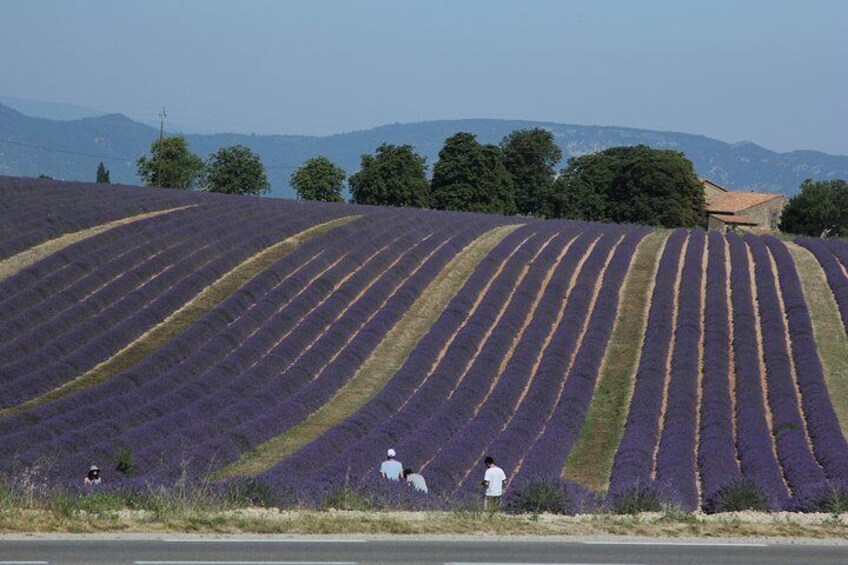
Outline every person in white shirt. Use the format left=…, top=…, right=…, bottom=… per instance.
left=379, top=448, right=404, bottom=481
left=403, top=468, right=428, bottom=493
left=481, top=455, right=506, bottom=510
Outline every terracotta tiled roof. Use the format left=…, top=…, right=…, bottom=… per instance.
left=709, top=213, right=759, bottom=226
left=706, top=191, right=784, bottom=214
left=701, top=178, right=730, bottom=193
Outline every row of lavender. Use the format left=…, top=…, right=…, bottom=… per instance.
left=0, top=197, right=354, bottom=407
left=0, top=176, right=210, bottom=260
left=0, top=198, right=508, bottom=481
left=609, top=230, right=848, bottom=511
left=257, top=222, right=650, bottom=503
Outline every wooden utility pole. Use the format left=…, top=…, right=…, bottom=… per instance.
left=156, top=107, right=166, bottom=187
left=159, top=107, right=167, bottom=144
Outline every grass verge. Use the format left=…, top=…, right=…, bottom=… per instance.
left=562, top=231, right=668, bottom=491
left=1, top=507, right=847, bottom=538
left=0, top=215, right=358, bottom=419
left=786, top=242, right=848, bottom=437
left=217, top=224, right=521, bottom=477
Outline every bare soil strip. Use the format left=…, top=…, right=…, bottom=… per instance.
left=219, top=225, right=519, bottom=477
left=786, top=242, right=848, bottom=437
left=0, top=216, right=357, bottom=419
left=746, top=242, right=791, bottom=493
left=694, top=235, right=709, bottom=506
left=0, top=206, right=194, bottom=282
left=563, top=231, right=668, bottom=491
left=725, top=237, right=739, bottom=457
left=651, top=233, right=690, bottom=480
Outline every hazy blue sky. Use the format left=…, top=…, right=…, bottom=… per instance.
left=1, top=0, right=846, bottom=153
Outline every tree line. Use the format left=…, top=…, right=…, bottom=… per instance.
left=125, top=130, right=847, bottom=235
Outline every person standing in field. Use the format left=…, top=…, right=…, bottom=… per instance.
left=403, top=468, right=428, bottom=493
left=84, top=465, right=101, bottom=486
left=481, top=455, right=506, bottom=510
left=380, top=448, right=403, bottom=481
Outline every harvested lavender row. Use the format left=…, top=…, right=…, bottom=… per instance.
left=764, top=236, right=848, bottom=481
left=746, top=234, right=825, bottom=492
left=261, top=226, right=542, bottom=486
left=423, top=229, right=616, bottom=494
left=607, top=228, right=687, bottom=496
left=726, top=232, right=788, bottom=505
left=655, top=229, right=705, bottom=510
left=698, top=231, right=742, bottom=509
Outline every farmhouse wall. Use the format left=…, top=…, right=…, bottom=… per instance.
left=742, top=197, right=788, bottom=231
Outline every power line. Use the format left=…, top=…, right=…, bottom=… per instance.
left=0, top=138, right=137, bottom=163
left=0, top=137, right=302, bottom=171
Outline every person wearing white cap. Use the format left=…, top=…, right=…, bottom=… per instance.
left=379, top=448, right=403, bottom=481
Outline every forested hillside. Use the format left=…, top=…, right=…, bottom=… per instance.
left=2, top=104, right=846, bottom=198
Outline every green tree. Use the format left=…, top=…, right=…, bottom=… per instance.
left=290, top=156, right=346, bottom=202
left=348, top=143, right=429, bottom=208
left=548, top=145, right=704, bottom=228
left=96, top=161, right=110, bottom=184
left=430, top=132, right=516, bottom=215
left=136, top=136, right=204, bottom=189
left=501, top=128, right=561, bottom=216
left=780, top=179, right=848, bottom=237
left=203, top=145, right=270, bottom=195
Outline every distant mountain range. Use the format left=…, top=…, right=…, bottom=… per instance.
left=1, top=102, right=846, bottom=199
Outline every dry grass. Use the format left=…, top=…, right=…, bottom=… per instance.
left=787, top=242, right=848, bottom=437
left=1, top=507, right=847, bottom=538
left=0, top=216, right=358, bottom=419
left=562, top=231, right=668, bottom=491
left=218, top=224, right=521, bottom=477
left=0, top=206, right=194, bottom=282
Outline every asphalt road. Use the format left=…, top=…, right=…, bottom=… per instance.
left=0, top=537, right=846, bottom=565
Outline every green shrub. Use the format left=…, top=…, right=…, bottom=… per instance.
left=321, top=488, right=373, bottom=511
left=115, top=446, right=134, bottom=476
left=705, top=480, right=771, bottom=513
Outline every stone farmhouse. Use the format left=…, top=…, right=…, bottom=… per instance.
left=702, top=179, right=787, bottom=233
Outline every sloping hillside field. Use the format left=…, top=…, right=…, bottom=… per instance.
left=2, top=176, right=848, bottom=513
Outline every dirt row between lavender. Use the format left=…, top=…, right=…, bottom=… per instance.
left=1, top=508, right=847, bottom=539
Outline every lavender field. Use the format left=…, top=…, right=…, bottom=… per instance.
left=1, top=176, right=847, bottom=514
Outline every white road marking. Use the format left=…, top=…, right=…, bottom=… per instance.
left=164, top=539, right=366, bottom=543
left=135, top=561, right=357, bottom=565
left=445, top=563, right=646, bottom=565
left=582, top=541, right=769, bottom=547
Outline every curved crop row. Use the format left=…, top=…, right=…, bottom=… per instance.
left=257, top=226, right=542, bottom=486
left=607, top=228, right=688, bottom=496
left=0, top=202, right=351, bottom=406
left=500, top=227, right=650, bottom=491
